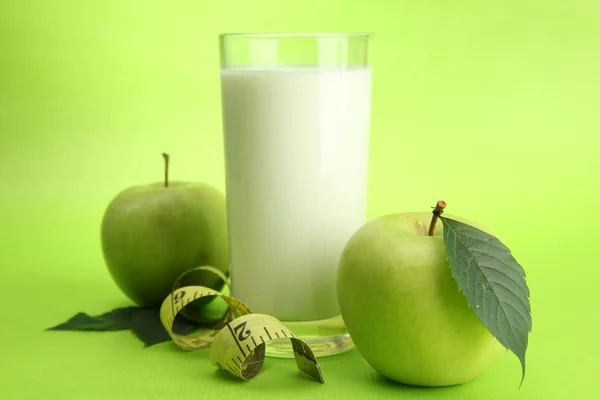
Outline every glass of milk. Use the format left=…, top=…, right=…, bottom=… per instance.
left=219, top=33, right=372, bottom=358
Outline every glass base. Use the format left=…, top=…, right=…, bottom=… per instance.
left=265, top=315, right=355, bottom=358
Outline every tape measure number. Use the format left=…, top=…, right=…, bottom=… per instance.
left=159, top=266, right=324, bottom=383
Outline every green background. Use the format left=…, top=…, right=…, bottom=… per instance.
left=1, top=0, right=598, bottom=398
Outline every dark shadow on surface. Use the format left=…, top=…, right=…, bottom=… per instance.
left=371, top=370, right=498, bottom=400
left=210, top=360, right=272, bottom=384
left=294, top=370, right=324, bottom=384
left=373, top=372, right=465, bottom=392
left=323, top=349, right=469, bottom=398
left=211, top=368, right=247, bottom=384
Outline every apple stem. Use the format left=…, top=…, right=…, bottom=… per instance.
left=428, top=200, right=447, bottom=236
left=162, top=153, right=170, bottom=188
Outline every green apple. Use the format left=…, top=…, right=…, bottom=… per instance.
left=101, top=154, right=229, bottom=307
left=337, top=211, right=502, bottom=387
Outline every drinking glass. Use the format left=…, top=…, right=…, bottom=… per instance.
left=219, top=32, right=372, bottom=357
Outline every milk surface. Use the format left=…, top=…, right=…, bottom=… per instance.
left=220, top=66, right=371, bottom=321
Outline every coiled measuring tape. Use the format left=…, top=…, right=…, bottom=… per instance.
left=159, top=266, right=324, bottom=383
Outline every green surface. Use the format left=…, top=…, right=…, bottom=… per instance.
left=0, top=0, right=598, bottom=399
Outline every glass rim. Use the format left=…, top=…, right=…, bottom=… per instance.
left=219, top=32, right=373, bottom=39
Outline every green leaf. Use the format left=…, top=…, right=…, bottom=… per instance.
left=129, top=308, right=204, bottom=347
left=129, top=308, right=172, bottom=346
left=440, top=217, right=532, bottom=383
left=47, top=304, right=216, bottom=347
left=47, top=307, right=140, bottom=331
left=47, top=306, right=205, bottom=347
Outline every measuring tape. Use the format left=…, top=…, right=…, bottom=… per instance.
left=159, top=266, right=324, bottom=383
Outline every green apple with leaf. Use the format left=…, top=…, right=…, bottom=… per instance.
left=101, top=154, right=229, bottom=307
left=337, top=201, right=531, bottom=387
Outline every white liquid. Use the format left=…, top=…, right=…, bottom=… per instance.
left=220, top=66, right=371, bottom=321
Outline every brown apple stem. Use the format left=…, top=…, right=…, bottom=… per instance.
left=162, top=153, right=170, bottom=188
left=428, top=200, right=447, bottom=236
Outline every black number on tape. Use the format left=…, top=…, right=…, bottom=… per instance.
left=173, top=291, right=186, bottom=303
left=233, top=321, right=251, bottom=341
